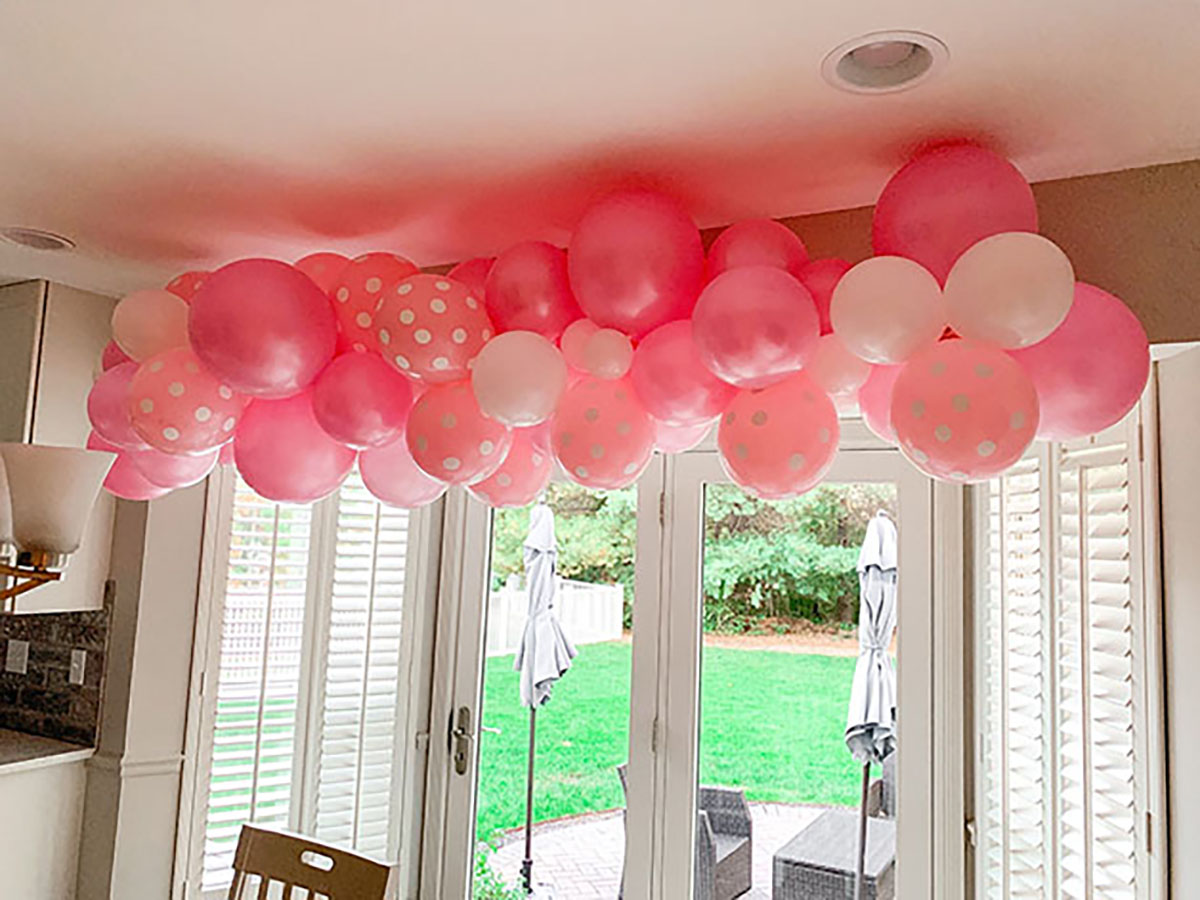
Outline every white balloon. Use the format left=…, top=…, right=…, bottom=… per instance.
left=584, top=328, right=634, bottom=379
left=830, top=257, right=944, bottom=364
left=111, top=290, right=189, bottom=361
left=944, top=232, right=1074, bottom=348
left=805, top=334, right=871, bottom=396
left=560, top=318, right=598, bottom=371
left=471, top=331, right=567, bottom=427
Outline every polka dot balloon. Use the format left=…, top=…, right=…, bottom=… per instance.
left=377, top=274, right=493, bottom=384
left=717, top=372, right=839, bottom=500
left=330, top=253, right=419, bottom=354
left=128, top=347, right=248, bottom=454
left=164, top=270, right=209, bottom=303
left=468, top=426, right=554, bottom=508
left=890, top=339, right=1039, bottom=483
left=405, top=381, right=512, bottom=484
left=552, top=376, right=655, bottom=490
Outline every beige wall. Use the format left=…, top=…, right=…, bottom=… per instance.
left=0, top=760, right=88, bottom=900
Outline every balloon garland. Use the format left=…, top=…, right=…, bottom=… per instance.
left=91, top=144, right=1151, bottom=507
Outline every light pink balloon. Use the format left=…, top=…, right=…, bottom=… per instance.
left=330, top=253, right=419, bottom=354
left=872, top=144, right=1038, bottom=283
left=891, top=339, right=1039, bottom=483
left=468, top=427, right=555, bottom=508
left=560, top=319, right=599, bottom=371
left=128, top=347, right=249, bottom=454
left=485, top=241, right=582, bottom=340
left=103, top=453, right=170, bottom=501
left=130, top=445, right=218, bottom=488
left=798, top=258, right=851, bottom=336
left=470, top=331, right=567, bottom=426
left=359, top=429, right=447, bottom=508
left=189, top=259, right=337, bottom=398
left=806, top=334, right=871, bottom=397
left=693, top=266, right=820, bottom=389
left=234, top=393, right=357, bottom=503
left=1008, top=282, right=1149, bottom=440
left=552, top=376, right=655, bottom=489
left=568, top=191, right=704, bottom=339
left=717, top=372, right=839, bottom=500
left=857, top=365, right=902, bottom=444
left=707, top=219, right=808, bottom=280
left=448, top=257, right=496, bottom=299
left=112, top=289, right=191, bottom=361
left=376, top=274, right=492, bottom=384
left=311, top=352, right=414, bottom=448
left=88, top=362, right=149, bottom=449
left=294, top=253, right=351, bottom=293
left=583, top=329, right=634, bottom=380
left=654, top=418, right=712, bottom=453
left=406, top=381, right=512, bottom=484
left=101, top=340, right=133, bottom=372
left=630, top=321, right=737, bottom=425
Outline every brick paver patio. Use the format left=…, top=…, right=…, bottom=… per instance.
left=491, top=802, right=828, bottom=898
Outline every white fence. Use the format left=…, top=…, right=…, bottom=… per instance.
left=486, top=577, right=625, bottom=657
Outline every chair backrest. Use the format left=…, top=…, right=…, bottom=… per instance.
left=227, top=825, right=391, bottom=900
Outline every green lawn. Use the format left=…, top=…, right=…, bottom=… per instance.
left=475, top=641, right=863, bottom=841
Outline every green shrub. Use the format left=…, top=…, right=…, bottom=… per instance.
left=473, top=843, right=523, bottom=900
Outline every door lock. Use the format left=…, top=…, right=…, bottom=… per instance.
left=451, top=706, right=474, bottom=776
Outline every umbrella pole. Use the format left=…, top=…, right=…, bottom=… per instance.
left=854, top=761, right=870, bottom=900
left=521, top=706, right=537, bottom=895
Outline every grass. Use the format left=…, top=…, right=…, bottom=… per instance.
left=475, top=640, right=863, bottom=841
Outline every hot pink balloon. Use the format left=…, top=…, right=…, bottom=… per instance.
left=707, top=219, right=808, bottom=280
left=568, top=190, right=704, bottom=339
left=858, top=365, right=902, bottom=444
left=312, top=352, right=414, bottom=449
left=406, top=381, right=512, bottom=484
left=295, top=253, right=351, bottom=293
left=552, top=376, right=655, bottom=489
left=164, top=270, right=211, bottom=303
left=189, top=259, right=337, bottom=398
left=448, top=257, right=495, bottom=299
left=485, top=241, right=583, bottom=340
left=1008, top=282, right=1149, bottom=440
left=630, top=321, right=737, bottom=425
left=798, top=258, right=852, bottom=336
left=468, top=427, right=554, bottom=508
left=104, top=453, right=170, bottom=501
left=130, top=445, right=218, bottom=489
left=88, top=362, right=149, bottom=449
left=330, top=253, right=419, bottom=354
left=654, top=418, right=712, bottom=454
left=692, top=266, right=820, bottom=389
left=234, top=393, right=357, bottom=503
left=891, top=339, right=1039, bottom=482
left=377, top=274, right=492, bottom=384
left=128, top=347, right=249, bottom=454
left=359, top=429, right=447, bottom=508
left=872, top=144, right=1038, bottom=283
left=717, top=372, right=839, bottom=500
left=101, top=340, right=133, bottom=372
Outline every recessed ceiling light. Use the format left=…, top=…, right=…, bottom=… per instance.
left=822, top=31, right=948, bottom=94
left=0, top=227, right=76, bottom=252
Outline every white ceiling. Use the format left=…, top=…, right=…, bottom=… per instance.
left=1, top=0, right=1198, bottom=297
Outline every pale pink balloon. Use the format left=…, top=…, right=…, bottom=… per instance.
left=311, top=352, right=414, bottom=448
left=831, top=256, right=946, bottom=365
left=717, top=372, right=839, bottom=500
left=130, top=445, right=218, bottom=489
left=470, top=331, right=567, bottom=426
left=806, top=334, right=871, bottom=397
left=406, top=381, right=512, bottom=484
left=552, top=376, right=655, bottom=489
left=234, top=393, right=357, bottom=502
left=654, top=418, right=712, bottom=454
left=101, top=340, right=133, bottom=372
left=377, top=274, right=492, bottom=384
left=190, top=259, right=338, bottom=398
left=560, top=319, right=599, bottom=371
left=1008, top=282, right=1149, bottom=441
left=891, top=339, right=1039, bottom=483
left=468, top=427, right=555, bottom=508
left=103, top=453, right=170, bottom=501
left=630, top=321, right=737, bottom=425
left=707, top=219, right=808, bottom=280
left=128, top=347, right=249, bottom=454
left=798, top=258, right=851, bottom=336
left=583, top=329, right=634, bottom=380
left=112, top=289, right=190, bottom=361
left=873, top=144, right=1038, bottom=283
left=164, top=270, right=211, bottom=303
left=330, top=253, right=419, bottom=354
left=88, top=362, right=149, bottom=449
left=359, top=430, right=447, bottom=508
left=485, top=241, right=582, bottom=340
left=693, top=266, right=820, bottom=389
left=568, top=191, right=704, bottom=339
left=857, top=365, right=902, bottom=444
left=294, top=253, right=351, bottom=293
left=448, top=257, right=496, bottom=299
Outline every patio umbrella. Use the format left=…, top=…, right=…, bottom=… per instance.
left=514, top=501, right=577, bottom=894
left=845, top=510, right=898, bottom=900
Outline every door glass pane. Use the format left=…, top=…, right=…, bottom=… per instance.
left=696, top=481, right=899, bottom=899
left=472, top=483, right=638, bottom=898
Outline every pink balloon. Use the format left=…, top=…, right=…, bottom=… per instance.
left=891, top=339, right=1039, bottom=482
left=377, top=274, right=493, bottom=384
left=128, top=347, right=249, bottom=454
left=857, top=365, right=902, bottom=444
left=406, top=381, right=512, bottom=484
left=448, top=257, right=496, bottom=299
left=86, top=432, right=122, bottom=454
left=88, top=363, right=149, bottom=449
left=101, top=340, right=133, bottom=372
left=568, top=191, right=704, bottom=339
left=717, top=372, right=839, bottom=500
left=583, top=329, right=634, bottom=380
left=630, top=321, right=737, bottom=425
left=359, top=429, right=447, bottom=508
left=312, top=353, right=414, bottom=449
left=189, top=259, right=337, bottom=398
left=468, top=427, right=554, bottom=508
left=1008, top=283, right=1149, bottom=441
left=130, top=445, right=218, bottom=489
left=330, top=253, right=419, bottom=354
left=294, top=253, right=351, bottom=293
left=692, top=266, right=820, bottom=389
left=104, top=453, right=170, bottom=501
left=234, top=393, right=357, bottom=502
left=552, top=376, right=655, bottom=490
left=798, top=258, right=851, bottom=336
left=111, top=289, right=190, bottom=361
left=654, top=418, right=712, bottom=453
left=218, top=442, right=236, bottom=467
left=872, top=145, right=1038, bottom=283
left=164, top=270, right=211, bottom=303
left=485, top=241, right=583, bottom=340
left=560, top=319, right=600, bottom=371
left=805, top=334, right=871, bottom=398
left=708, top=219, right=808, bottom=280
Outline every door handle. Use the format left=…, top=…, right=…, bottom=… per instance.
left=451, top=706, right=473, bottom=776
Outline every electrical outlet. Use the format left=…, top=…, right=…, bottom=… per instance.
left=5, top=639, right=29, bottom=675
left=70, top=649, right=87, bottom=686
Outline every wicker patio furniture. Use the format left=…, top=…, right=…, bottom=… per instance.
left=617, top=764, right=753, bottom=900
left=771, top=809, right=896, bottom=900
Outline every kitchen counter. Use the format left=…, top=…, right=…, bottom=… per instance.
left=0, top=728, right=94, bottom=775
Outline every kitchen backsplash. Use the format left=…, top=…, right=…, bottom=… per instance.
left=0, top=610, right=107, bottom=746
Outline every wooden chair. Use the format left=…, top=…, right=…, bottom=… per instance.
left=227, top=825, right=390, bottom=900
